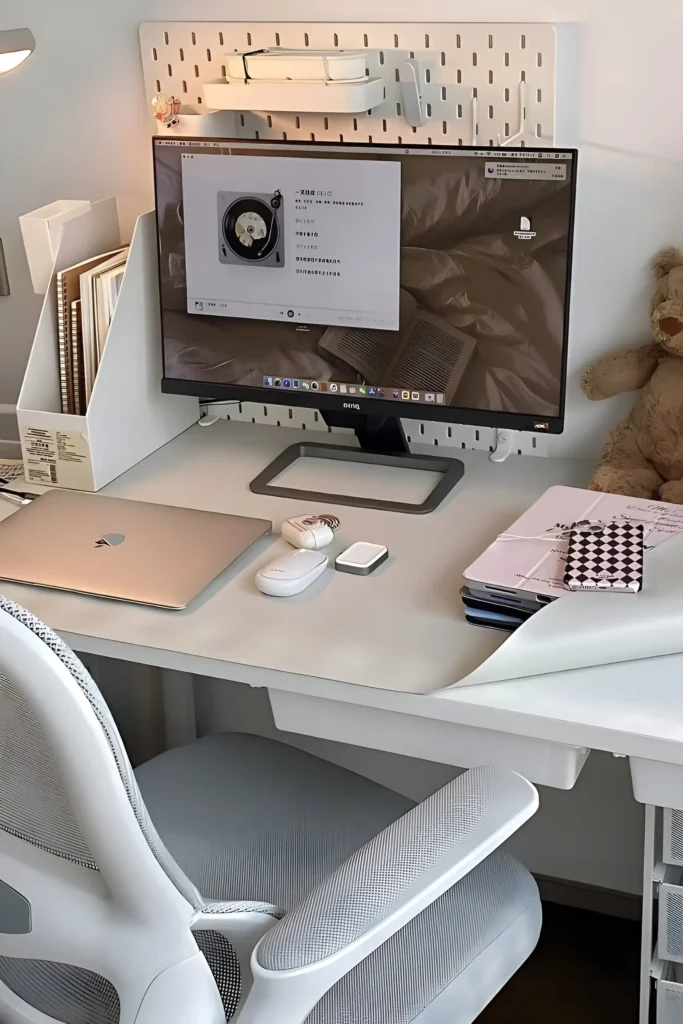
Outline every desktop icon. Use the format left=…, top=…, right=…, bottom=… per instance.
left=411, top=392, right=420, bottom=400
left=283, top=379, right=292, bottom=388
left=368, top=387, right=376, bottom=396
left=293, top=380, right=300, bottom=388
left=329, top=382, right=339, bottom=393
left=274, top=378, right=282, bottom=387
left=401, top=390, right=410, bottom=400
left=393, top=391, right=401, bottom=399
left=311, top=381, right=320, bottom=391
left=377, top=389, right=385, bottom=397
left=263, top=377, right=273, bottom=387
left=359, top=386, right=367, bottom=395
left=425, top=393, right=435, bottom=402
left=301, top=381, right=310, bottom=390
left=436, top=394, right=445, bottom=404
left=339, top=384, right=348, bottom=394
left=349, top=387, right=357, bottom=394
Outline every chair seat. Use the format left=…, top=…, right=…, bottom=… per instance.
left=135, top=732, right=413, bottom=910
left=136, top=734, right=540, bottom=1023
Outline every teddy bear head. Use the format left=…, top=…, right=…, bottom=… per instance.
left=652, top=249, right=683, bottom=356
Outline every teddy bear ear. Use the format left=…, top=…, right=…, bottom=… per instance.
left=653, top=248, right=683, bottom=279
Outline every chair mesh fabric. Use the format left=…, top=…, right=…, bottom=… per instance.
left=135, top=733, right=414, bottom=913
left=0, top=955, right=120, bottom=1024
left=0, top=596, right=206, bottom=912
left=193, top=930, right=241, bottom=1020
left=305, top=851, right=539, bottom=1024
left=0, top=671, right=97, bottom=869
left=257, top=766, right=494, bottom=971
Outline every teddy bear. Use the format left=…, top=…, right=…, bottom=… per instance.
left=581, top=248, right=683, bottom=503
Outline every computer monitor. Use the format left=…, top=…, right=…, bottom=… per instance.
left=154, top=137, right=577, bottom=511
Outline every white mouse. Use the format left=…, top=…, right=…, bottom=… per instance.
left=255, top=548, right=328, bottom=597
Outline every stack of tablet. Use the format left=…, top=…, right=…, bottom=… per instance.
left=460, top=584, right=551, bottom=633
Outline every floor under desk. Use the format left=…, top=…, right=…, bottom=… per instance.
left=481, top=903, right=640, bottom=1023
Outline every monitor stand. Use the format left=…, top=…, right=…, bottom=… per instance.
left=249, top=410, right=465, bottom=514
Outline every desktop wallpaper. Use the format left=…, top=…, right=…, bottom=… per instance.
left=155, top=141, right=576, bottom=418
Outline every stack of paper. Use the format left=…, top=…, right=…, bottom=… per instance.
left=56, top=247, right=128, bottom=414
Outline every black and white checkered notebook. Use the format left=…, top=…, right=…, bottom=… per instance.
left=564, top=522, right=644, bottom=593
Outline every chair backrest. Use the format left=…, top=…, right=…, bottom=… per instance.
left=0, top=596, right=210, bottom=1024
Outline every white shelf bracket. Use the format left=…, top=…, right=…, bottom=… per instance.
left=488, top=429, right=519, bottom=463
left=398, top=58, right=427, bottom=128
left=497, top=80, right=526, bottom=147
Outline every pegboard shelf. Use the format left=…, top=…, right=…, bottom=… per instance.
left=203, top=76, right=386, bottom=114
left=140, top=22, right=559, bottom=147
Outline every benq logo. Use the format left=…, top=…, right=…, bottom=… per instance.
left=343, top=402, right=361, bottom=410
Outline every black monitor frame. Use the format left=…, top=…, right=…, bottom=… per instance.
left=155, top=137, right=578, bottom=441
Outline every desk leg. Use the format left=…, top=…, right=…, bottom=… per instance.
left=639, top=804, right=656, bottom=1024
left=161, top=670, right=197, bottom=748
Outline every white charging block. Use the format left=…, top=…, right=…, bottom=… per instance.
left=255, top=548, right=328, bottom=597
left=335, top=542, right=389, bottom=576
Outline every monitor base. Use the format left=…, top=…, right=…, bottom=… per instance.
left=249, top=413, right=464, bottom=514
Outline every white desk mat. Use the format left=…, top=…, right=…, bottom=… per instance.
left=445, top=528, right=683, bottom=688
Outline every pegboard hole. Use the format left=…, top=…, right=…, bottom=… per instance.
left=324, top=116, right=329, bottom=129
left=427, top=137, right=432, bottom=144
left=425, top=68, right=431, bottom=82
left=505, top=122, right=510, bottom=135
left=191, top=31, right=196, bottom=45
left=197, top=96, right=202, bottom=104
left=206, top=48, right=212, bottom=62
left=152, top=47, right=157, bottom=60
left=255, top=130, right=260, bottom=139
left=472, top=52, right=477, bottom=66
left=472, top=86, right=478, bottom=97
left=419, top=423, right=425, bottom=435
left=475, top=429, right=480, bottom=441
left=219, top=32, right=224, bottom=45
left=457, top=69, right=462, bottom=84
left=353, top=117, right=358, bottom=130
left=369, top=134, right=374, bottom=142
left=221, top=64, right=226, bottom=77
left=441, top=86, right=447, bottom=100
left=489, top=105, right=494, bottom=119
left=240, top=113, right=245, bottom=126
left=489, top=34, right=494, bottom=48
left=411, top=127, right=416, bottom=134
left=383, top=118, right=387, bottom=131
left=397, top=136, right=402, bottom=144
left=409, top=50, right=414, bottom=58
left=505, top=87, right=510, bottom=101
left=457, top=104, right=463, bottom=118
left=310, top=132, right=315, bottom=141
left=440, top=51, right=446, bottom=65
left=267, top=115, right=273, bottom=127
left=396, top=101, right=402, bottom=115
left=456, top=34, right=461, bottom=48
left=275, top=32, right=281, bottom=46
left=155, top=78, right=161, bottom=92
left=489, top=70, right=494, bottom=84
left=182, top=80, right=187, bottom=93
left=339, top=133, right=344, bottom=141
left=246, top=32, right=252, bottom=46
left=379, top=51, right=385, bottom=65
left=537, top=52, right=543, bottom=67
left=394, top=34, right=400, bottom=47
left=520, top=34, right=526, bottom=49
left=364, top=33, right=369, bottom=47
left=425, top=33, right=430, bottom=48
left=426, top=103, right=432, bottom=117
left=395, top=68, right=400, bottom=82
left=164, top=31, right=169, bottom=45
left=505, top=52, right=510, bottom=67
left=304, top=33, right=310, bottom=47
left=334, top=33, right=339, bottom=46
left=283, top=131, right=288, bottom=140
left=536, top=122, right=542, bottom=137
left=442, top=121, right=447, bottom=135
left=537, top=87, right=542, bottom=102
left=193, top=64, right=199, bottom=77
left=295, top=115, right=301, bottom=128
left=447, top=426, right=452, bottom=438
left=179, top=48, right=184, bottom=61
left=521, top=69, right=526, bottom=82
left=167, top=63, right=172, bottom=76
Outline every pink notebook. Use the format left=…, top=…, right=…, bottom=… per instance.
left=463, top=486, right=683, bottom=599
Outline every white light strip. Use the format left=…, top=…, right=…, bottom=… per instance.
left=0, top=29, right=35, bottom=75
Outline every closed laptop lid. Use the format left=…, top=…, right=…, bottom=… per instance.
left=0, top=490, right=271, bottom=609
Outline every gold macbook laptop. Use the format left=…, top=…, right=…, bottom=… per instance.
left=0, top=490, right=271, bottom=609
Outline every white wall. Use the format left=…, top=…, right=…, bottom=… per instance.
left=3, top=0, right=683, bottom=454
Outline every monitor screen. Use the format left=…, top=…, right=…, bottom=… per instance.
left=154, top=138, right=577, bottom=432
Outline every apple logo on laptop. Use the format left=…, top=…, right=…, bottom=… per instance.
left=95, top=533, right=126, bottom=548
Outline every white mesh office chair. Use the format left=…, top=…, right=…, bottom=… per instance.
left=0, top=595, right=542, bottom=1024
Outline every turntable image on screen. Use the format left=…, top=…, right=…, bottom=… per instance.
left=217, top=189, right=285, bottom=268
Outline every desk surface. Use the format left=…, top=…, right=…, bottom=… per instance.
left=4, top=421, right=683, bottom=770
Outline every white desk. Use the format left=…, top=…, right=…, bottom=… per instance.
left=2, top=420, right=683, bottom=804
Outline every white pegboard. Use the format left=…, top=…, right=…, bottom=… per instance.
left=140, top=22, right=558, bottom=148
left=141, top=21, right=560, bottom=456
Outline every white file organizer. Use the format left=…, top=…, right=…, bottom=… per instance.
left=17, top=201, right=198, bottom=490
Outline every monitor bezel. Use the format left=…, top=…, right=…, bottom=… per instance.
left=154, top=136, right=578, bottom=435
